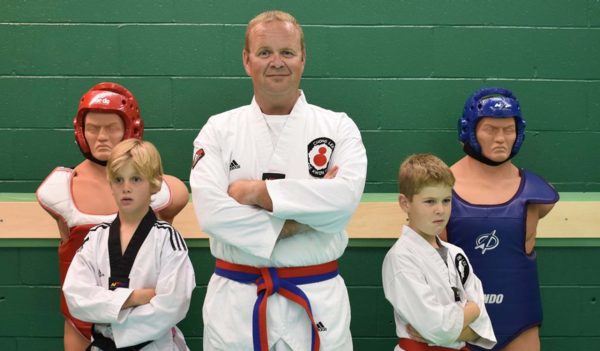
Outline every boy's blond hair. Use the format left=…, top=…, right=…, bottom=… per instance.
left=107, top=139, right=163, bottom=191
left=245, top=10, right=305, bottom=52
left=398, top=154, right=455, bottom=200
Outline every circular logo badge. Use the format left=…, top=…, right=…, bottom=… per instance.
left=307, top=137, right=335, bottom=178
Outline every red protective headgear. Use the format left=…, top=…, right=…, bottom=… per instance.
left=73, top=82, right=144, bottom=165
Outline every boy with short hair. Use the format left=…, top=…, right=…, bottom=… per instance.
left=63, top=139, right=195, bottom=351
left=382, top=154, right=496, bottom=351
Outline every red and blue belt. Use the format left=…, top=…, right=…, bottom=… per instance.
left=214, top=259, right=339, bottom=351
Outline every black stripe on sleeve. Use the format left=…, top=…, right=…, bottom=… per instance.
left=177, top=230, right=187, bottom=251
left=167, top=226, right=177, bottom=251
left=174, top=229, right=187, bottom=251
left=170, top=227, right=182, bottom=251
left=155, top=221, right=187, bottom=251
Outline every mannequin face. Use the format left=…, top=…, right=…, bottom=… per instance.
left=476, top=117, right=517, bottom=162
left=84, top=112, right=124, bottom=161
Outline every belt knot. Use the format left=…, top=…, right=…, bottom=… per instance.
left=257, top=267, right=280, bottom=297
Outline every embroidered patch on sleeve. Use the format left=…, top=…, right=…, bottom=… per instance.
left=192, top=148, right=206, bottom=169
left=307, top=137, right=336, bottom=178
left=454, top=253, right=470, bottom=285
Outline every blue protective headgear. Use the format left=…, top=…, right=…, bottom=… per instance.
left=458, top=87, right=526, bottom=165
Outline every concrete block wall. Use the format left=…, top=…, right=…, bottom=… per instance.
left=1, top=240, right=600, bottom=350
left=1, top=0, right=599, bottom=192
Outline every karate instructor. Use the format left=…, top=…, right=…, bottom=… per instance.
left=190, top=10, right=367, bottom=351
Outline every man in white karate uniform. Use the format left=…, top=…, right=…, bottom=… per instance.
left=190, top=10, right=367, bottom=351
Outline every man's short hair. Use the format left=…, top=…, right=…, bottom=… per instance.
left=244, top=10, right=304, bottom=52
left=107, top=139, right=163, bottom=191
left=398, top=154, right=455, bottom=200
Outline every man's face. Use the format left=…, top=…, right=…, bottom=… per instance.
left=475, top=117, right=517, bottom=162
left=84, top=112, right=124, bottom=161
left=243, top=20, right=305, bottom=101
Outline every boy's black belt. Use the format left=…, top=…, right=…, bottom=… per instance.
left=86, top=327, right=151, bottom=351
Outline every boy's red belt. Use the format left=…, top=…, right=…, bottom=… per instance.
left=214, top=259, right=339, bottom=351
left=399, top=338, right=470, bottom=351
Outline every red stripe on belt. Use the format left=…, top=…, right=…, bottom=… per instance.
left=399, top=338, right=470, bottom=351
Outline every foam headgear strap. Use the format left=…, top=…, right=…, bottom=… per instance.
left=73, top=82, right=144, bottom=166
left=458, top=87, right=526, bottom=166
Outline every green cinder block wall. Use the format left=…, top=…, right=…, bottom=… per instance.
left=1, top=239, right=599, bottom=350
left=1, top=0, right=599, bottom=192
left=1, top=1, right=600, bottom=349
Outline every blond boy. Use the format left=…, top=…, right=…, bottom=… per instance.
left=63, top=139, right=195, bottom=351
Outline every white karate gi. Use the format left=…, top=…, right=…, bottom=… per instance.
left=37, top=167, right=175, bottom=339
left=190, top=92, right=367, bottom=350
left=382, top=226, right=496, bottom=351
left=63, top=218, right=196, bottom=350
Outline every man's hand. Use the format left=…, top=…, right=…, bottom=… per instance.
left=228, top=180, right=273, bottom=211
left=228, top=166, right=338, bottom=214
left=324, top=165, right=339, bottom=179
left=406, top=324, right=429, bottom=343
left=279, top=220, right=312, bottom=239
left=277, top=165, right=339, bottom=240
left=122, top=288, right=156, bottom=309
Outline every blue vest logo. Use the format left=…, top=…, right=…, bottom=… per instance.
left=474, top=230, right=499, bottom=254
left=484, top=293, right=504, bottom=304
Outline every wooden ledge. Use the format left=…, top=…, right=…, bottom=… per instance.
left=1, top=194, right=599, bottom=239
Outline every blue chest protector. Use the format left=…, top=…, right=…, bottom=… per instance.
left=446, top=169, right=558, bottom=350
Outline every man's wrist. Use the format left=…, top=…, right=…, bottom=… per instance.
left=255, top=180, right=273, bottom=211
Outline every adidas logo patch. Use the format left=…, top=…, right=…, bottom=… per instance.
left=316, top=321, right=327, bottom=332
left=229, top=159, right=240, bottom=171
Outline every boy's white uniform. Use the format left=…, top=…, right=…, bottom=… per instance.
left=382, top=226, right=496, bottom=351
left=63, top=214, right=196, bottom=351
left=190, top=92, right=367, bottom=350
left=37, top=167, right=175, bottom=340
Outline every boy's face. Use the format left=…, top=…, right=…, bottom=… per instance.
left=110, top=162, right=155, bottom=218
left=399, top=184, right=452, bottom=243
